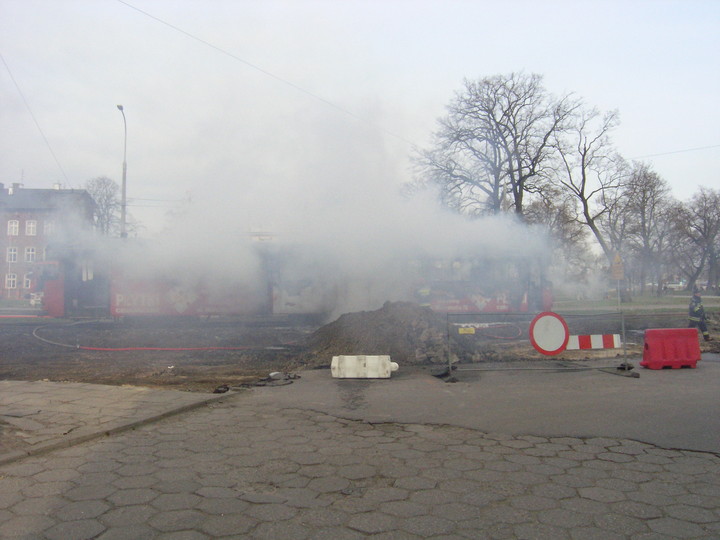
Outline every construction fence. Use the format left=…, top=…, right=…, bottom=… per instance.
left=445, top=310, right=690, bottom=364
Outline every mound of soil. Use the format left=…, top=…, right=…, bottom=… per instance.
left=300, top=301, right=452, bottom=366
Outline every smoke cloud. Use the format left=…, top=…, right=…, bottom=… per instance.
left=101, top=109, right=551, bottom=319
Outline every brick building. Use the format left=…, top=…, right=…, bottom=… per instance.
left=0, top=183, right=96, bottom=301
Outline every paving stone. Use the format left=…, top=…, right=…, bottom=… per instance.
left=570, top=526, right=625, bottom=539
left=107, top=487, right=159, bottom=506
left=244, top=502, right=298, bottom=521
left=560, top=497, right=610, bottom=515
left=296, top=507, right=349, bottom=527
left=0, top=514, right=57, bottom=536
left=577, top=486, right=626, bottom=502
left=347, top=511, right=399, bottom=533
left=508, top=494, right=558, bottom=511
left=75, top=471, right=119, bottom=487
left=147, top=509, right=206, bottom=532
left=200, top=513, right=258, bottom=536
left=379, top=500, right=428, bottom=518
left=43, top=518, right=106, bottom=540
left=476, top=505, right=533, bottom=525
left=196, top=497, right=250, bottom=515
left=409, top=488, right=458, bottom=505
left=63, top=484, right=116, bottom=501
left=10, top=495, right=64, bottom=516
left=154, top=479, right=202, bottom=494
left=55, top=500, right=109, bottom=521
left=537, top=507, right=594, bottom=528
left=361, top=486, right=408, bottom=502
left=369, top=531, right=424, bottom=540
left=152, top=493, right=203, bottom=511
left=251, top=520, right=313, bottom=538
left=677, top=492, right=720, bottom=509
left=461, top=490, right=506, bottom=507
left=598, top=451, right=636, bottom=463
left=531, top=483, right=577, bottom=500
left=336, top=464, right=376, bottom=479
left=664, top=503, right=719, bottom=524
left=99, top=504, right=157, bottom=527
left=513, top=522, right=571, bottom=539
left=437, top=478, right=481, bottom=494
left=552, top=474, right=597, bottom=488
left=430, top=501, right=478, bottom=521
left=647, top=517, right=707, bottom=538
left=276, top=487, right=331, bottom=508
left=96, top=524, right=158, bottom=540
left=593, top=512, right=649, bottom=535
left=398, top=514, right=455, bottom=536
left=2, top=385, right=719, bottom=540
left=306, top=476, right=350, bottom=493
left=627, top=490, right=677, bottom=507
left=610, top=500, right=663, bottom=519
left=32, top=468, right=77, bottom=483
left=311, top=526, right=366, bottom=539
left=155, top=531, right=210, bottom=540
left=639, top=480, right=688, bottom=496
left=115, top=463, right=158, bottom=477
left=112, top=475, right=155, bottom=489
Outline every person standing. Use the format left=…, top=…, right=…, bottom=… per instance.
left=689, top=287, right=713, bottom=341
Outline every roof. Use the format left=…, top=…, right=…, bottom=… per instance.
left=0, top=188, right=95, bottom=212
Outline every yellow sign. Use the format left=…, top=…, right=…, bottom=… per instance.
left=458, top=327, right=476, bottom=335
left=611, top=253, right=624, bottom=281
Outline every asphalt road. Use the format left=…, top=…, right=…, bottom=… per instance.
left=253, top=355, right=720, bottom=454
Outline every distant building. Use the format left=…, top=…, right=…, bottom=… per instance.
left=0, top=183, right=96, bottom=301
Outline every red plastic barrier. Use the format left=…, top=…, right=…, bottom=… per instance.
left=641, top=328, right=702, bottom=370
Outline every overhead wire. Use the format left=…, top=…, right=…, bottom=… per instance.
left=1, top=53, right=71, bottom=185
left=115, top=0, right=417, bottom=147
left=630, top=144, right=720, bottom=160
left=115, top=1, right=719, bottom=161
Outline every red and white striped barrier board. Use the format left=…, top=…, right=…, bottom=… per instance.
left=566, top=334, right=621, bottom=350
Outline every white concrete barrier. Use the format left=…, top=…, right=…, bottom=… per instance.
left=330, top=355, right=399, bottom=379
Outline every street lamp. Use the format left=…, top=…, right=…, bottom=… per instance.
left=117, top=104, right=127, bottom=239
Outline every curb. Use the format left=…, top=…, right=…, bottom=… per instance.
left=0, top=391, right=238, bottom=467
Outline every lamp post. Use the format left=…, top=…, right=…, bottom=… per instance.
left=117, top=104, right=127, bottom=239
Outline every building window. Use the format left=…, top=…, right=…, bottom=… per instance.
left=7, top=247, right=17, bottom=263
left=26, top=220, right=37, bottom=236
left=7, top=220, right=19, bottom=236
left=5, top=274, right=17, bottom=289
left=24, top=247, right=36, bottom=263
left=23, top=274, right=32, bottom=289
left=44, top=220, right=55, bottom=235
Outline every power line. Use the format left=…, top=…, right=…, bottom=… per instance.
left=630, top=144, right=720, bottom=159
left=129, top=197, right=187, bottom=202
left=1, top=53, right=71, bottom=185
left=115, top=0, right=416, bottom=147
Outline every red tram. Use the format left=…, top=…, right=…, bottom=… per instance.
left=36, top=242, right=551, bottom=319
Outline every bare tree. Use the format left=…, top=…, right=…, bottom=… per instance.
left=621, top=164, right=674, bottom=295
left=85, top=176, right=120, bottom=235
left=553, top=106, right=626, bottom=264
left=524, top=186, right=586, bottom=256
left=415, top=73, right=577, bottom=218
left=669, top=188, right=720, bottom=290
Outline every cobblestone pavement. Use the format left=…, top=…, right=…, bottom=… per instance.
left=0, top=380, right=223, bottom=464
left=1, top=395, right=719, bottom=539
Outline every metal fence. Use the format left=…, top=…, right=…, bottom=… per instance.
left=445, top=309, right=689, bottom=366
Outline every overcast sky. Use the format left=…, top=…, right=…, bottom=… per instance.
left=1, top=0, right=718, bottom=237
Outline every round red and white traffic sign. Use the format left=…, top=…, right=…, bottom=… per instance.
left=529, top=312, right=569, bottom=356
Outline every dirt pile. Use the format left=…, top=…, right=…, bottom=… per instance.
left=300, top=301, right=450, bottom=366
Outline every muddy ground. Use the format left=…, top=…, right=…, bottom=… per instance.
left=0, top=317, right=313, bottom=392
left=0, top=302, right=717, bottom=392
